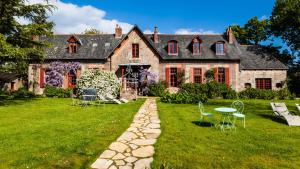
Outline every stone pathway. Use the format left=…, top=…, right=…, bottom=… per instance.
left=91, top=98, right=161, bottom=169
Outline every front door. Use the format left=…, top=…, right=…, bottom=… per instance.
left=68, top=71, right=77, bottom=89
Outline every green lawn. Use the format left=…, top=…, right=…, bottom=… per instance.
left=152, top=99, right=300, bottom=169
left=0, top=98, right=144, bottom=169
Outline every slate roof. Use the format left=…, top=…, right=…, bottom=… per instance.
left=0, top=73, right=20, bottom=83
left=239, top=45, right=288, bottom=70
left=144, top=34, right=242, bottom=60
left=41, top=25, right=287, bottom=70
left=41, top=34, right=122, bottom=60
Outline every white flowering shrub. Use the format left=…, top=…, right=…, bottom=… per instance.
left=77, top=70, right=120, bottom=99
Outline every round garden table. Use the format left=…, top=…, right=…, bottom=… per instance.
left=214, top=107, right=237, bottom=131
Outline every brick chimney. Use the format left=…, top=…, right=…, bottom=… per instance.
left=153, top=26, right=159, bottom=43
left=115, top=24, right=122, bottom=39
left=227, top=27, right=234, bottom=44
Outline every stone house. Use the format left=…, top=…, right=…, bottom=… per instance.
left=28, top=25, right=288, bottom=94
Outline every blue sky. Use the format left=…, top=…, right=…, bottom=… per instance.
left=61, top=0, right=276, bottom=34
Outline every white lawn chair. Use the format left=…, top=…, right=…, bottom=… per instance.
left=270, top=102, right=300, bottom=126
left=296, top=104, right=300, bottom=112
left=106, top=94, right=122, bottom=104
left=232, top=100, right=246, bottom=128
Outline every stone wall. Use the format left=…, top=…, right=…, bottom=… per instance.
left=159, top=61, right=240, bottom=91
left=239, top=70, right=287, bottom=91
left=108, top=30, right=160, bottom=79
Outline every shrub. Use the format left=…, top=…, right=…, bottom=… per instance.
left=238, top=87, right=294, bottom=100
left=180, top=82, right=237, bottom=99
left=149, top=81, right=167, bottom=97
left=139, top=68, right=158, bottom=95
left=77, top=70, right=120, bottom=99
left=160, top=91, right=208, bottom=104
left=44, top=85, right=72, bottom=98
left=11, top=88, right=36, bottom=99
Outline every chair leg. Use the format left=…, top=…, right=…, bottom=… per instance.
left=243, top=117, right=246, bottom=128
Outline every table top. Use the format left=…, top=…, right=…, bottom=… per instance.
left=214, top=107, right=237, bottom=113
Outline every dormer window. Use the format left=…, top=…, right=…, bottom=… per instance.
left=192, top=38, right=202, bottom=55
left=216, top=42, right=225, bottom=55
left=168, top=40, right=178, bottom=55
left=69, top=43, right=77, bottom=54
left=67, top=36, right=81, bottom=54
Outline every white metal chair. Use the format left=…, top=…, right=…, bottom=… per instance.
left=198, top=101, right=214, bottom=126
left=232, top=100, right=245, bottom=128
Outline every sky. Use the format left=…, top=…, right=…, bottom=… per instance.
left=24, top=0, right=276, bottom=35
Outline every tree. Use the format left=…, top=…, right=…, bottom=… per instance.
left=270, top=0, right=300, bottom=55
left=230, top=16, right=269, bottom=45
left=244, top=17, right=269, bottom=45
left=0, top=0, right=55, bottom=75
left=82, top=28, right=103, bottom=35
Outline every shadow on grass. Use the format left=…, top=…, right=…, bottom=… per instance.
left=0, top=98, right=37, bottom=106
left=258, top=114, right=288, bottom=125
left=192, top=121, right=214, bottom=127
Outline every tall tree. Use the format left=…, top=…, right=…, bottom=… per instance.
left=0, top=0, right=55, bottom=75
left=230, top=17, right=269, bottom=45
left=270, top=0, right=300, bottom=55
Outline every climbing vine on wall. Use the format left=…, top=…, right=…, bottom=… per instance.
left=45, top=61, right=81, bottom=87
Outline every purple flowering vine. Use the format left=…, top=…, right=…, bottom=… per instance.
left=45, top=61, right=81, bottom=87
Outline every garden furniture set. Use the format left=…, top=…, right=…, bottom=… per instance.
left=199, top=100, right=245, bottom=131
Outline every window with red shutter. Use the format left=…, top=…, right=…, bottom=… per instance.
left=168, top=40, right=178, bottom=55
left=40, top=68, right=45, bottom=88
left=170, top=68, right=178, bottom=87
left=165, top=68, right=170, bottom=87
left=256, top=78, right=272, bottom=89
left=132, top=44, right=139, bottom=58
left=218, top=67, right=226, bottom=84
left=216, top=42, right=225, bottom=55
left=193, top=68, right=202, bottom=84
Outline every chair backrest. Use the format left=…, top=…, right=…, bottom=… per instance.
left=296, top=104, right=300, bottom=112
left=231, top=100, right=244, bottom=114
left=83, top=88, right=97, bottom=96
left=198, top=101, right=204, bottom=114
left=270, top=102, right=289, bottom=116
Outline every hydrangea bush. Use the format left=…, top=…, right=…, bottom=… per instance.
left=45, top=61, right=81, bottom=87
left=77, top=69, right=120, bottom=99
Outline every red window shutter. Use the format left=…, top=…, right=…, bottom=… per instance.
left=40, top=68, right=45, bottom=88
left=214, top=68, right=218, bottom=82
left=177, top=67, right=181, bottom=86
left=165, top=68, right=170, bottom=87
left=225, top=67, right=230, bottom=86
left=190, top=68, right=194, bottom=83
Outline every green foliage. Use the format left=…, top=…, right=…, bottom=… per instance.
left=204, top=68, right=215, bottom=82
left=238, top=87, right=294, bottom=100
left=11, top=88, right=36, bottom=99
left=0, top=0, right=55, bottom=75
left=149, top=81, right=167, bottom=97
left=270, top=0, right=300, bottom=54
left=160, top=91, right=208, bottom=104
left=44, top=85, right=72, bottom=98
left=230, top=16, right=269, bottom=45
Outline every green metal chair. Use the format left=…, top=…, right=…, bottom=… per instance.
left=231, top=100, right=245, bottom=128
left=198, top=101, right=214, bottom=126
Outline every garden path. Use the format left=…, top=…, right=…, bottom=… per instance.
left=91, top=98, right=161, bottom=169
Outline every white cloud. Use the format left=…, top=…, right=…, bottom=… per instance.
left=143, top=29, right=153, bottom=34
left=20, top=0, right=133, bottom=34
left=175, top=28, right=219, bottom=35
left=259, top=15, right=268, bottom=21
